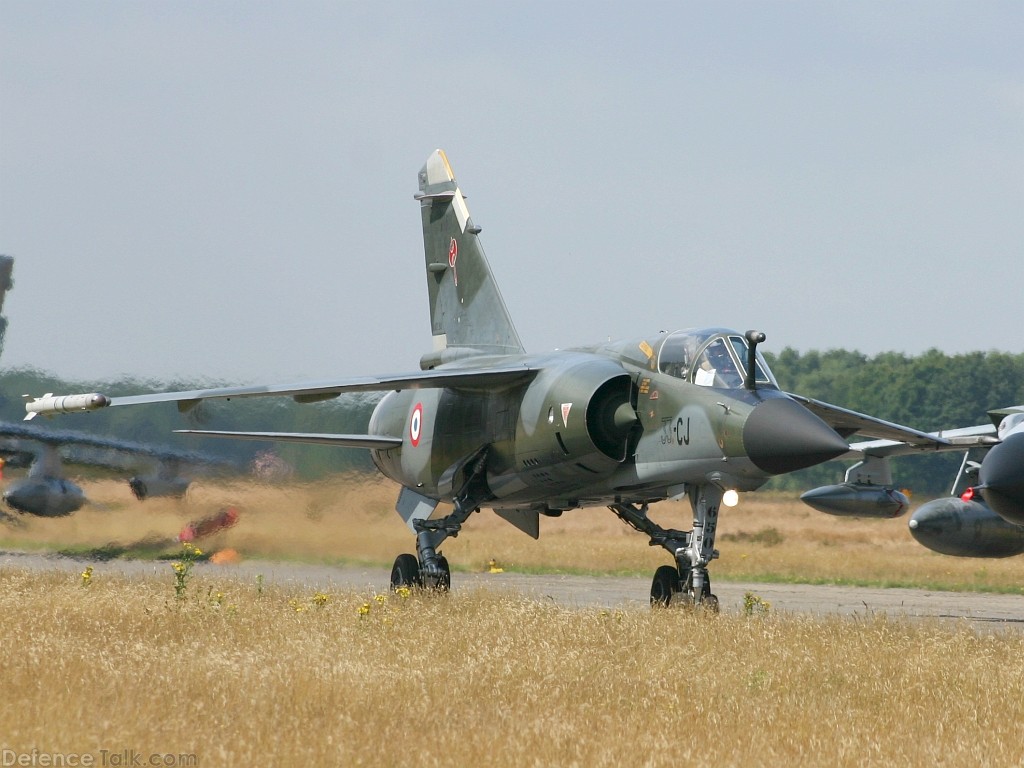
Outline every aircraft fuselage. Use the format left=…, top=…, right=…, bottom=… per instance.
left=369, top=330, right=848, bottom=512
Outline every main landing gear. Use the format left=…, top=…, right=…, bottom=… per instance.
left=389, top=510, right=465, bottom=592
left=610, top=484, right=722, bottom=611
left=390, top=448, right=490, bottom=593
left=390, top=552, right=451, bottom=591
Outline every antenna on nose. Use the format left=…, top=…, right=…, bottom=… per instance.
left=744, top=330, right=766, bottom=390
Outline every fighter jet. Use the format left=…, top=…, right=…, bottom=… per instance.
left=25, top=149, right=955, bottom=606
left=0, top=255, right=238, bottom=517
left=801, top=405, right=1024, bottom=558
left=0, top=421, right=234, bottom=517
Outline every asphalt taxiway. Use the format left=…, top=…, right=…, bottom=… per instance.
left=2, top=550, right=1021, bottom=631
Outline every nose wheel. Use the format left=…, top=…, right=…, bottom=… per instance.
left=649, top=564, right=719, bottom=611
left=615, top=484, right=723, bottom=611
left=650, top=565, right=681, bottom=606
left=686, top=572, right=719, bottom=612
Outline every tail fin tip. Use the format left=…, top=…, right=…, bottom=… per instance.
left=417, top=150, right=525, bottom=361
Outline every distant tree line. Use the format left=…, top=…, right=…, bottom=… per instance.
left=3, top=347, right=1023, bottom=494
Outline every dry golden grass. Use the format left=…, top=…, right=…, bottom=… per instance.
left=2, top=474, right=1022, bottom=593
left=1, top=568, right=1023, bottom=767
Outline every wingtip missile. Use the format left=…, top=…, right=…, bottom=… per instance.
left=23, top=392, right=111, bottom=420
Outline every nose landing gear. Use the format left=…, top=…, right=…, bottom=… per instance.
left=612, top=484, right=722, bottom=611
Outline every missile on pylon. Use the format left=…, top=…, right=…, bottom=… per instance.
left=23, top=392, right=110, bottom=420
left=800, top=483, right=909, bottom=518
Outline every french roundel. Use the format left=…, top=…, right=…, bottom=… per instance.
left=409, top=403, right=423, bottom=447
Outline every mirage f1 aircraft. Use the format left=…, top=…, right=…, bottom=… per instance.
left=0, top=255, right=234, bottom=518
left=801, top=405, right=1024, bottom=558
left=0, top=421, right=236, bottom=517
left=26, top=150, right=957, bottom=607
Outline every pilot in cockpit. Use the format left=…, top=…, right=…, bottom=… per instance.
left=695, top=359, right=716, bottom=386
left=695, top=340, right=741, bottom=387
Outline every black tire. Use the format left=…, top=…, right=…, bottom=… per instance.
left=434, top=555, right=451, bottom=592
left=390, top=553, right=421, bottom=590
left=650, top=565, right=681, bottom=607
left=420, top=554, right=451, bottom=592
left=700, top=593, right=720, bottom=613
left=681, top=570, right=716, bottom=610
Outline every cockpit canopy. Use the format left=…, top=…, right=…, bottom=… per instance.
left=656, top=329, right=777, bottom=389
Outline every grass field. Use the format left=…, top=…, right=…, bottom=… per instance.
left=1, top=569, right=1023, bottom=767
left=2, top=474, right=1022, bottom=593
left=2, top=476, right=1024, bottom=765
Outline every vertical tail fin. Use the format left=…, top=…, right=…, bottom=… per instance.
left=416, top=150, right=524, bottom=365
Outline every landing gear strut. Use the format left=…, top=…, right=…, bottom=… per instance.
left=390, top=448, right=490, bottom=593
left=610, top=484, right=722, bottom=611
left=389, top=510, right=465, bottom=592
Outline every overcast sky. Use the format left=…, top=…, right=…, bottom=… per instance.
left=1, top=2, right=1021, bottom=385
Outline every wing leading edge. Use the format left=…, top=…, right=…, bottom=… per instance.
left=790, top=394, right=1003, bottom=463
left=788, top=393, right=955, bottom=448
left=25, top=366, right=538, bottom=418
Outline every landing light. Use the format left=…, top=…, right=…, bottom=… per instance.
left=723, top=489, right=739, bottom=507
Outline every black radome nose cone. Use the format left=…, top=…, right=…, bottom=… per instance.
left=744, top=398, right=850, bottom=475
